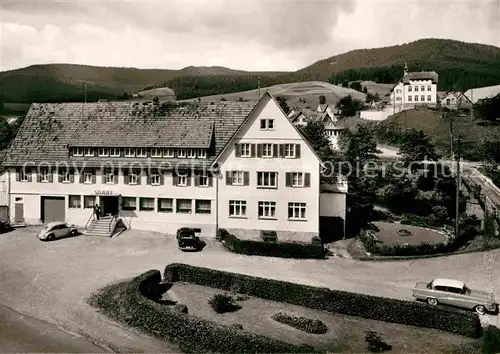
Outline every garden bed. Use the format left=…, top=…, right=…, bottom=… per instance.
left=370, top=221, right=448, bottom=246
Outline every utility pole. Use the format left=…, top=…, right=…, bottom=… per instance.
left=454, top=134, right=461, bottom=238
left=257, top=76, right=261, bottom=100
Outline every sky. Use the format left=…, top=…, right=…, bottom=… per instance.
left=1, top=0, right=499, bottom=72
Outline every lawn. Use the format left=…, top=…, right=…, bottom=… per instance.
left=371, top=221, right=448, bottom=246
left=163, top=282, right=473, bottom=353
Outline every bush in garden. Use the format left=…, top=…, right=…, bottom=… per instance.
left=173, top=303, right=188, bottom=314
left=272, top=312, right=327, bottom=334
left=365, top=330, right=392, bottom=352
left=208, top=294, right=241, bottom=314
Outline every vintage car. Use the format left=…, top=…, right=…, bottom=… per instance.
left=37, top=222, right=78, bottom=241
left=412, top=278, right=498, bottom=315
left=176, top=227, right=202, bottom=251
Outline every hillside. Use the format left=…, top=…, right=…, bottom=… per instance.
left=179, top=81, right=366, bottom=110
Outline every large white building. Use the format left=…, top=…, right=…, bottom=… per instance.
left=389, top=64, right=438, bottom=111
left=2, top=92, right=347, bottom=242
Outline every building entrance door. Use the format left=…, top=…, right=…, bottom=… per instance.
left=101, top=196, right=120, bottom=216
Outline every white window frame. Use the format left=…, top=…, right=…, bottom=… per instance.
left=427, top=85, right=432, bottom=91
left=163, top=148, right=174, bottom=158
left=260, top=118, right=274, bottom=130
left=84, top=172, right=92, bottom=184
left=288, top=202, right=306, bottom=220
left=198, top=149, right=207, bottom=158
left=414, top=86, right=419, bottom=92
left=128, top=173, right=138, bottom=185
left=73, top=147, right=83, bottom=156
left=199, top=173, right=209, bottom=187
left=284, top=144, right=296, bottom=158
left=124, top=148, right=135, bottom=157
left=420, top=95, right=425, bottom=102
left=408, top=86, right=412, bottom=92
left=151, top=148, right=162, bottom=158
left=136, top=148, right=147, bottom=157
left=187, top=149, right=197, bottom=159
left=420, top=85, right=425, bottom=91
left=40, top=169, right=49, bottom=182
left=98, top=148, right=109, bottom=157
left=258, top=201, right=276, bottom=219
left=178, top=175, right=187, bottom=186
left=105, top=172, right=114, bottom=184
left=151, top=174, right=160, bottom=186
left=240, top=143, right=251, bottom=157
left=408, top=96, right=412, bottom=102
left=262, top=144, right=273, bottom=158
left=177, top=149, right=187, bottom=158
left=61, top=170, right=71, bottom=183
left=427, top=95, right=432, bottom=101
left=414, top=95, right=418, bottom=102
left=19, top=170, right=28, bottom=182
left=158, top=198, right=173, bottom=213
left=291, top=172, right=304, bottom=187
left=257, top=172, right=277, bottom=188
left=84, top=195, right=95, bottom=209
left=231, top=171, right=244, bottom=186
left=176, top=199, right=192, bottom=213
left=229, top=200, right=247, bottom=217
left=84, top=148, right=94, bottom=157
left=109, top=148, right=120, bottom=157
left=139, top=197, right=155, bottom=211
left=68, top=195, right=81, bottom=209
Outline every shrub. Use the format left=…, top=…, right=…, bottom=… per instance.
left=164, top=263, right=482, bottom=338
left=209, top=294, right=242, bottom=314
left=261, top=230, right=278, bottom=243
left=173, top=303, right=188, bottom=314
left=365, top=330, right=392, bottom=352
left=272, top=312, right=327, bottom=334
left=311, top=236, right=322, bottom=245
left=91, top=270, right=316, bottom=353
left=218, top=229, right=325, bottom=259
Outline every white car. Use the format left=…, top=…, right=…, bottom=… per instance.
left=38, top=222, right=78, bottom=241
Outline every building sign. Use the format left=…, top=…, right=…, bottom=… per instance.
left=94, top=190, right=119, bottom=196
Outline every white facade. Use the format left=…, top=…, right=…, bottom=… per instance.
left=390, top=79, right=437, bottom=108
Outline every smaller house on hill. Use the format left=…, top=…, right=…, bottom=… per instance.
left=439, top=91, right=462, bottom=109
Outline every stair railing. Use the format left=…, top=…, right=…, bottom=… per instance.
left=108, top=215, right=117, bottom=233
left=85, top=212, right=96, bottom=230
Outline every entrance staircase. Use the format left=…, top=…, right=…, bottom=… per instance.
left=84, top=215, right=119, bottom=237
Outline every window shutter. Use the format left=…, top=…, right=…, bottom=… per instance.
left=91, top=171, right=96, bottom=184
left=186, top=176, right=191, bottom=186
left=194, top=175, right=199, bottom=186
left=257, top=144, right=262, bottom=158
left=123, top=169, right=129, bottom=185
left=304, top=173, right=310, bottom=187
left=243, top=172, right=249, bottom=186
left=147, top=148, right=151, bottom=158
left=48, top=171, right=53, bottom=183
left=70, top=172, right=74, bottom=183
left=136, top=170, right=141, bottom=185
left=208, top=176, right=213, bottom=187
left=235, top=144, right=241, bottom=157
left=94, top=149, right=98, bottom=157
left=27, top=171, right=32, bottom=182
left=101, top=170, right=106, bottom=184
left=16, top=169, right=20, bottom=181
left=251, top=144, right=256, bottom=157
left=286, top=173, right=291, bottom=187
left=279, top=144, right=285, bottom=158
left=120, top=149, right=125, bottom=157
left=173, top=172, right=178, bottom=186
left=37, top=171, right=41, bottom=182
left=273, top=144, right=278, bottom=157
left=146, top=171, right=151, bottom=185
left=58, top=171, right=63, bottom=183
left=160, top=173, right=164, bottom=185
left=295, top=144, right=301, bottom=158
left=79, top=169, right=84, bottom=183
left=226, top=171, right=232, bottom=185
left=114, top=169, right=118, bottom=184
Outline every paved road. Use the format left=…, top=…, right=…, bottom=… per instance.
left=0, top=227, right=498, bottom=352
left=0, top=303, right=104, bottom=352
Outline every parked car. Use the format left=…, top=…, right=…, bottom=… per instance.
left=412, top=278, right=498, bottom=315
left=37, top=222, right=78, bottom=241
left=176, top=227, right=203, bottom=251
left=0, top=220, right=13, bottom=234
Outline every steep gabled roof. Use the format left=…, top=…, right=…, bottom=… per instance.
left=402, top=71, right=438, bottom=83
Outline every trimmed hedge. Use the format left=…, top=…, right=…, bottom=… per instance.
left=272, top=312, right=328, bottom=334
left=164, top=263, right=482, bottom=339
left=218, top=229, right=326, bottom=259
left=92, top=269, right=316, bottom=353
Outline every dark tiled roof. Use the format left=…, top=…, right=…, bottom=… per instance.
left=402, top=71, right=438, bottom=83
left=3, top=101, right=255, bottom=167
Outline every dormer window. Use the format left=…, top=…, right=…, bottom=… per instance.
left=187, top=149, right=197, bottom=158
left=151, top=148, right=162, bottom=158
left=124, top=148, right=135, bottom=157
left=72, top=147, right=83, bottom=156
left=198, top=149, right=207, bottom=159
left=177, top=149, right=186, bottom=158
left=260, top=118, right=274, bottom=130
left=109, top=148, right=120, bottom=157
left=136, top=148, right=147, bottom=157
left=84, top=148, right=94, bottom=156
left=98, top=148, right=109, bottom=157
left=163, top=148, right=174, bottom=158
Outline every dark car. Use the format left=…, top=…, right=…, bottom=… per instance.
left=176, top=228, right=203, bottom=251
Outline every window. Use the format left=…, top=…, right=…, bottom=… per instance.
left=427, top=85, right=432, bottom=91
left=19, top=169, right=29, bottom=182
left=177, top=149, right=186, bottom=158
left=68, top=195, right=81, bottom=209
left=178, top=175, right=188, bottom=186
left=158, top=198, right=173, bottom=213
left=139, top=197, right=154, bottom=211
left=258, top=201, right=276, bottom=219
left=288, top=202, right=306, bottom=220
left=136, top=148, right=147, bottom=157
left=195, top=200, right=211, bottom=214
left=84, top=196, right=95, bottom=209
left=187, top=149, right=197, bottom=158
left=427, top=95, right=432, bottom=101
left=40, top=168, right=50, bottom=182
left=434, top=285, right=446, bottom=292
left=420, top=85, right=425, bottom=91
left=104, top=170, right=115, bottom=184
left=260, top=118, right=274, bottom=130
left=396, top=97, right=401, bottom=101
left=240, top=143, right=251, bottom=157
left=291, top=172, right=303, bottom=187
left=128, top=172, right=138, bottom=185
left=420, top=95, right=425, bottom=101
left=198, top=173, right=209, bottom=187
left=124, top=148, right=135, bottom=157
left=83, top=172, right=92, bottom=184
left=84, top=148, right=94, bottom=156
left=232, top=171, right=244, bottom=185
left=176, top=199, right=192, bottom=213
left=122, top=197, right=137, bottom=211
left=98, top=148, right=109, bottom=156
left=73, top=147, right=83, bottom=156
left=396, top=89, right=401, bottom=94
left=229, top=200, right=246, bottom=217
left=408, top=96, right=412, bottom=102
left=408, top=86, right=412, bottom=92
left=150, top=174, right=161, bottom=186
left=414, top=86, right=418, bottom=92
left=60, top=170, right=71, bottom=183
left=257, top=172, right=277, bottom=188
left=151, top=148, right=162, bottom=158
left=198, top=149, right=207, bottom=158
left=284, top=144, right=296, bottom=158
left=109, top=148, right=120, bottom=157
left=163, top=148, right=174, bottom=158
left=414, top=95, right=418, bottom=102
left=262, top=144, right=273, bottom=158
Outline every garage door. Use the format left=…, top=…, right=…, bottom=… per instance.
left=42, top=197, right=65, bottom=223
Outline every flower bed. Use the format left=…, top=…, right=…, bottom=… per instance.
left=271, top=312, right=328, bottom=334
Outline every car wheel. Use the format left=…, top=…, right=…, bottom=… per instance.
left=427, top=298, right=438, bottom=306
left=48, top=233, right=55, bottom=241
left=474, top=305, right=486, bottom=315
